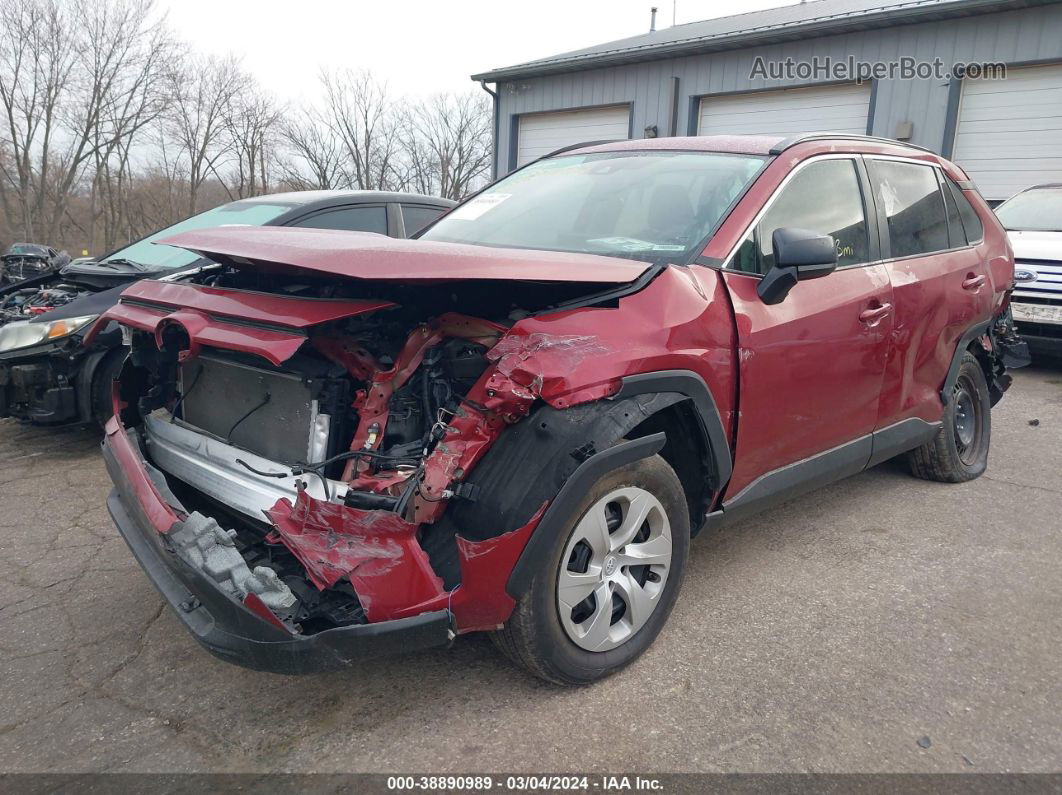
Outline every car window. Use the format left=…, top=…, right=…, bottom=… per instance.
left=728, top=158, right=870, bottom=275
left=948, top=179, right=985, bottom=242
left=402, top=204, right=446, bottom=236
left=868, top=160, right=950, bottom=258
left=940, top=171, right=966, bottom=248
left=288, top=205, right=388, bottom=234
left=100, top=200, right=297, bottom=270
left=420, top=151, right=766, bottom=265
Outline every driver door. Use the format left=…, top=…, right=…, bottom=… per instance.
left=720, top=156, right=894, bottom=502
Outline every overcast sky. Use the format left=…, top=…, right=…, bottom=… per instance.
left=162, top=0, right=795, bottom=103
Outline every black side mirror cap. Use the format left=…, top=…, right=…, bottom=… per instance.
left=756, top=227, right=839, bottom=304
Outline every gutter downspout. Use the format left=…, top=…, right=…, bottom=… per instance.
left=479, top=80, right=500, bottom=181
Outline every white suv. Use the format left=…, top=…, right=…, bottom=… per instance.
left=996, top=184, right=1062, bottom=356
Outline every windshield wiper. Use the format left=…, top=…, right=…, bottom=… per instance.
left=98, top=257, right=151, bottom=271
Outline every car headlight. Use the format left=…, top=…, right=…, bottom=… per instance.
left=0, top=314, right=98, bottom=354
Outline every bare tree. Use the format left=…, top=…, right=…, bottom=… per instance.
left=398, top=91, right=492, bottom=199
left=0, top=0, right=173, bottom=243
left=166, top=53, right=250, bottom=215
left=276, top=108, right=345, bottom=190
left=321, top=68, right=401, bottom=190
left=226, top=88, right=281, bottom=199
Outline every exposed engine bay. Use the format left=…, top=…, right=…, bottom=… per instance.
left=0, top=282, right=90, bottom=324
left=107, top=260, right=636, bottom=636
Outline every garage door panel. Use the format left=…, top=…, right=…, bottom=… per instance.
left=955, top=118, right=1062, bottom=134
left=952, top=63, right=1062, bottom=201
left=698, top=83, right=871, bottom=137
left=516, top=106, right=630, bottom=167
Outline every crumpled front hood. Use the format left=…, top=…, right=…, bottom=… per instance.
left=1007, top=230, right=1062, bottom=262
left=156, top=226, right=652, bottom=285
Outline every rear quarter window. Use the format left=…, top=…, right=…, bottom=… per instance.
left=402, top=205, right=447, bottom=236
left=946, top=179, right=984, bottom=244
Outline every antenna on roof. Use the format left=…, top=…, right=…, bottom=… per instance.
left=650, top=6, right=658, bottom=32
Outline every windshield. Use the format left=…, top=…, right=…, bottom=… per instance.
left=98, top=200, right=297, bottom=270
left=420, top=151, right=766, bottom=263
left=995, top=187, right=1062, bottom=232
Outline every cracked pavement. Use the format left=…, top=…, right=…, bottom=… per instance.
left=0, top=366, right=1059, bottom=774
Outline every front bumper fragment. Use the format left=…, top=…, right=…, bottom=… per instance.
left=0, top=350, right=77, bottom=422
left=102, top=423, right=453, bottom=674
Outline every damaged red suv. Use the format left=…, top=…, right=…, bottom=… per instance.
left=97, top=134, right=1026, bottom=684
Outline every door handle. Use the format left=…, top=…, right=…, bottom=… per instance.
left=859, top=302, right=892, bottom=324
left=962, top=274, right=986, bottom=291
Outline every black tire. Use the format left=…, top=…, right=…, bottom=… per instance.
left=908, top=351, right=991, bottom=483
left=491, top=453, right=690, bottom=685
left=90, top=350, right=127, bottom=427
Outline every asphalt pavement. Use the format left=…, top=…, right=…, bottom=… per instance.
left=0, top=366, right=1059, bottom=773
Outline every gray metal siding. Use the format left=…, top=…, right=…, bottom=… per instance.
left=491, top=5, right=1062, bottom=176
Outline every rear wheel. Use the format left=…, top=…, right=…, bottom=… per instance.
left=908, top=351, right=991, bottom=482
left=491, top=454, right=689, bottom=685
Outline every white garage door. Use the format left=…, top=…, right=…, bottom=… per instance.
left=516, top=105, right=630, bottom=167
left=698, top=83, right=871, bottom=136
left=951, top=63, right=1062, bottom=202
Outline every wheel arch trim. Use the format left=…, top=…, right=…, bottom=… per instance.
left=940, top=320, right=991, bottom=404
left=505, top=433, right=665, bottom=599
left=611, top=369, right=732, bottom=490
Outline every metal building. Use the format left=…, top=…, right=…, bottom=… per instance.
left=472, top=0, right=1062, bottom=201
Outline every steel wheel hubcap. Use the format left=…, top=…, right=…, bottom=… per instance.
left=953, top=377, right=981, bottom=463
left=556, top=486, right=673, bottom=652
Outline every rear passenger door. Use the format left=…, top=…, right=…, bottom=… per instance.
left=866, top=158, right=992, bottom=430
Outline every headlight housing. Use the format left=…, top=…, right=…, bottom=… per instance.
left=0, top=314, right=98, bottom=354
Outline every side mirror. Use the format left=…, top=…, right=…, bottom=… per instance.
left=756, top=227, right=839, bottom=305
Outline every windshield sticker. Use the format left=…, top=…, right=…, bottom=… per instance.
left=448, top=193, right=512, bottom=221
left=588, top=237, right=686, bottom=253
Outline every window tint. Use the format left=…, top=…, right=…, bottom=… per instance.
left=289, top=205, right=387, bottom=234
left=940, top=171, right=966, bottom=248
left=402, top=204, right=446, bottom=236
left=729, top=158, right=869, bottom=274
left=947, top=179, right=984, bottom=242
left=868, top=160, right=949, bottom=258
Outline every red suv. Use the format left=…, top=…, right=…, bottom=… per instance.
left=96, top=134, right=1026, bottom=684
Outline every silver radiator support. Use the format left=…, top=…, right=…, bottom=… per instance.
left=142, top=410, right=347, bottom=523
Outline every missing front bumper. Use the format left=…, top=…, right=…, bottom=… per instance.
left=102, top=423, right=453, bottom=674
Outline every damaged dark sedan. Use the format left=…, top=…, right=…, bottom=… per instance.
left=97, top=135, right=1026, bottom=684
left=0, top=243, right=70, bottom=285
left=0, top=191, right=453, bottom=424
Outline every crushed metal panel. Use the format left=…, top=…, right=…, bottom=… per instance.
left=265, top=491, right=445, bottom=622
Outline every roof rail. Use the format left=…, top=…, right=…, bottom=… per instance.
left=543, top=139, right=620, bottom=158
left=768, top=133, right=938, bottom=156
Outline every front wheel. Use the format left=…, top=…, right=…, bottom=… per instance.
left=908, top=351, right=991, bottom=482
left=491, top=454, right=690, bottom=685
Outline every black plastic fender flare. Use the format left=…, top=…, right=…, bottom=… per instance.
left=505, top=433, right=666, bottom=599
left=940, top=320, right=990, bottom=404
left=504, top=370, right=732, bottom=599
left=611, top=369, right=733, bottom=490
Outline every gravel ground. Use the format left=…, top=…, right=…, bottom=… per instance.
left=0, top=366, right=1059, bottom=774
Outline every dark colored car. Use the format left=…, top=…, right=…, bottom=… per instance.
left=995, top=184, right=1062, bottom=356
left=0, top=191, right=453, bottom=424
left=0, top=243, right=70, bottom=285
left=97, top=134, right=1025, bottom=684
